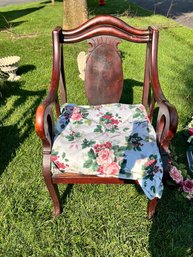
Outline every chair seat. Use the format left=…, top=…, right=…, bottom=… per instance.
left=51, top=103, right=163, bottom=199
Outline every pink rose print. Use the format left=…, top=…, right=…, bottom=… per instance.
left=102, top=115, right=113, bottom=120
left=94, top=144, right=102, bottom=153
left=111, top=118, right=119, bottom=125
left=55, top=161, right=69, bottom=170
left=182, top=179, right=193, bottom=193
left=145, top=159, right=157, bottom=167
left=97, top=162, right=120, bottom=176
left=94, top=142, right=112, bottom=153
left=170, top=166, right=183, bottom=184
left=104, top=162, right=120, bottom=175
left=104, top=142, right=112, bottom=148
left=102, top=114, right=120, bottom=126
left=90, top=142, right=120, bottom=176
left=51, top=155, right=59, bottom=162
left=96, top=148, right=114, bottom=165
left=97, top=165, right=104, bottom=174
left=71, top=107, right=82, bottom=121
left=189, top=127, right=193, bottom=136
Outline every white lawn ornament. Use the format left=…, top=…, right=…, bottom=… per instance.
left=77, top=51, right=87, bottom=80
left=0, top=56, right=21, bottom=81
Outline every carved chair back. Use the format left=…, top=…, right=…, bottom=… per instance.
left=53, top=16, right=158, bottom=119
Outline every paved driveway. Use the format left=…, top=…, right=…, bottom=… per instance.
left=0, top=0, right=41, bottom=7
left=130, top=0, right=193, bottom=28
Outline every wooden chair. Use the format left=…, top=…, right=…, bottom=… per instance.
left=35, top=15, right=178, bottom=219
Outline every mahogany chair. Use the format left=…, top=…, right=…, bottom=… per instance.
left=35, top=15, right=178, bottom=219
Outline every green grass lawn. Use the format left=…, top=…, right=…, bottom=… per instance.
left=0, top=0, right=193, bottom=256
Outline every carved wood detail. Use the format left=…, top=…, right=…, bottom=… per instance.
left=85, top=36, right=123, bottom=105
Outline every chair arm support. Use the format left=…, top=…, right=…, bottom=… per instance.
left=35, top=25, right=62, bottom=150
left=149, top=26, right=178, bottom=150
left=156, top=99, right=178, bottom=151
left=35, top=100, right=55, bottom=152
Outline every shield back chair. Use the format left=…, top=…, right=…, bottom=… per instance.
left=35, top=15, right=178, bottom=219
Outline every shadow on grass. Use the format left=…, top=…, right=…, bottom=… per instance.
left=0, top=80, right=46, bottom=176
left=87, top=0, right=152, bottom=17
left=149, top=187, right=193, bottom=257
left=120, top=79, right=143, bottom=104
left=17, top=64, right=36, bottom=75
left=61, top=184, right=74, bottom=208
left=148, top=69, right=193, bottom=256
left=149, top=57, right=193, bottom=254
left=0, top=125, right=20, bottom=175
left=0, top=6, right=45, bottom=30
left=169, top=62, right=193, bottom=173
left=170, top=131, right=189, bottom=168
left=182, top=64, right=193, bottom=102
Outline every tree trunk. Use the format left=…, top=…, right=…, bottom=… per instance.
left=63, top=0, right=88, bottom=29
left=51, top=0, right=54, bottom=4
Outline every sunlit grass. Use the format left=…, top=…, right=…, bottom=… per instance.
left=0, top=0, right=193, bottom=256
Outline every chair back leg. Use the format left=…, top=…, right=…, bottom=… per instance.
left=147, top=197, right=158, bottom=219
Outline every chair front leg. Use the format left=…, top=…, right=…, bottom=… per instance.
left=43, top=153, right=62, bottom=217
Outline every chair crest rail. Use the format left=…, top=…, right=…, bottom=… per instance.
left=59, top=15, right=152, bottom=44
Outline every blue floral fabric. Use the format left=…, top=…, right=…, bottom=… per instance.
left=51, top=103, right=163, bottom=199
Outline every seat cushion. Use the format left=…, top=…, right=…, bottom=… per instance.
left=51, top=103, right=163, bottom=199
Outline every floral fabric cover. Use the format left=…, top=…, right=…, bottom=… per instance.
left=51, top=103, right=163, bottom=199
